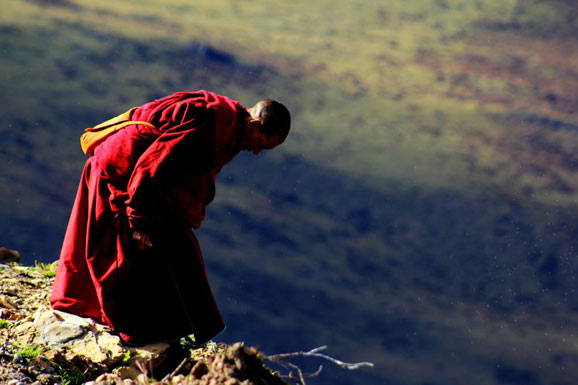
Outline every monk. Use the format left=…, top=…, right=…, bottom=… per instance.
left=50, top=90, right=291, bottom=346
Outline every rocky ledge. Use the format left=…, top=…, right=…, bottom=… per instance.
left=0, top=260, right=288, bottom=385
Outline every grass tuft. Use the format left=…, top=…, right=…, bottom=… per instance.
left=0, top=319, right=11, bottom=329
left=16, top=344, right=44, bottom=362
left=33, top=261, right=58, bottom=278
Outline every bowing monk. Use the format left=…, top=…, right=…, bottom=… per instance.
left=50, top=90, right=291, bottom=346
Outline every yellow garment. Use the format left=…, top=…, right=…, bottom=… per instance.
left=80, top=107, right=157, bottom=155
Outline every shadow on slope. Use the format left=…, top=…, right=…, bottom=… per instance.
left=195, top=152, right=578, bottom=385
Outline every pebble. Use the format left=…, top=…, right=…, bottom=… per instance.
left=2, top=287, right=18, bottom=296
left=12, top=353, right=23, bottom=364
left=37, top=374, right=62, bottom=383
left=7, top=380, right=26, bottom=385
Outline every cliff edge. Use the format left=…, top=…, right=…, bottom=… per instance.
left=0, top=258, right=288, bottom=385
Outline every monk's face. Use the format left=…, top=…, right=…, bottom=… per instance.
left=243, top=106, right=282, bottom=154
left=245, top=127, right=282, bottom=155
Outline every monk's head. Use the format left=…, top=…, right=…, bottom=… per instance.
left=242, top=99, right=291, bottom=155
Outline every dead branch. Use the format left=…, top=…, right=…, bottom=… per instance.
left=263, top=346, right=374, bottom=385
left=161, top=356, right=189, bottom=382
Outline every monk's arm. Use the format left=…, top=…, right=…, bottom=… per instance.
left=125, top=101, right=215, bottom=234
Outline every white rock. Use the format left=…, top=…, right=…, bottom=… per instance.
left=34, top=307, right=90, bottom=345
left=32, top=306, right=170, bottom=369
left=33, top=306, right=127, bottom=365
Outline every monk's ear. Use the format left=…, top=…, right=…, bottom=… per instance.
left=247, top=118, right=262, bottom=132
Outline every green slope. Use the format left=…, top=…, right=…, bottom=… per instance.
left=2, top=1, right=578, bottom=385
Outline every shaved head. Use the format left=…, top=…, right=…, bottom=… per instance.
left=252, top=99, right=291, bottom=143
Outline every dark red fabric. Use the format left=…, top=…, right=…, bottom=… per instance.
left=51, top=91, right=246, bottom=344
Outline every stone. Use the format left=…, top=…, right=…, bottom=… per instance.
left=191, top=360, right=209, bottom=378
left=32, top=306, right=172, bottom=370
left=29, top=356, right=52, bottom=372
left=94, top=373, right=122, bottom=384
left=171, top=375, right=186, bottom=384
left=12, top=353, right=23, bottom=364
left=129, top=342, right=171, bottom=369
left=2, top=287, right=18, bottom=296
left=0, top=295, right=17, bottom=310
left=12, top=319, right=36, bottom=345
left=34, top=307, right=89, bottom=345
left=7, top=380, right=26, bottom=385
left=0, top=247, right=20, bottom=263
left=33, top=306, right=127, bottom=365
left=113, top=365, right=141, bottom=380
left=36, top=374, right=62, bottom=385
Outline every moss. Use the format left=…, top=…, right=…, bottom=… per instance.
left=15, top=344, right=44, bottom=362
left=32, top=261, right=57, bottom=278
left=122, top=350, right=131, bottom=364
left=59, top=365, right=87, bottom=385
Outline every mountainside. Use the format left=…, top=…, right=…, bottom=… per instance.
left=2, top=1, right=578, bottom=385
left=0, top=261, right=315, bottom=384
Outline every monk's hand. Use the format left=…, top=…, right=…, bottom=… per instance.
left=132, top=230, right=153, bottom=250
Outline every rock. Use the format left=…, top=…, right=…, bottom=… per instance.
left=7, top=380, right=27, bottom=385
left=129, top=342, right=171, bottom=370
left=12, top=353, right=23, bottom=364
left=32, top=306, right=171, bottom=371
left=170, top=375, right=186, bottom=384
left=29, top=356, right=52, bottom=372
left=0, top=295, right=18, bottom=310
left=33, top=306, right=127, bottom=365
left=191, top=360, right=209, bottom=378
left=113, top=365, right=141, bottom=380
left=34, top=307, right=89, bottom=345
left=14, top=320, right=36, bottom=346
left=36, top=374, right=62, bottom=384
left=0, top=247, right=20, bottom=263
left=13, top=321, right=39, bottom=346
left=2, top=287, right=18, bottom=296
left=94, top=373, right=122, bottom=384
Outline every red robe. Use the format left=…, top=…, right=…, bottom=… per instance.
left=51, top=91, right=246, bottom=345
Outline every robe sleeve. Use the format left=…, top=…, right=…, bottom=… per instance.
left=125, top=100, right=216, bottom=232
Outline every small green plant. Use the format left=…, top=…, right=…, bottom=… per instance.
left=49, top=359, right=92, bottom=385
left=180, top=335, right=196, bottom=349
left=16, top=344, right=44, bottom=362
left=33, top=261, right=57, bottom=278
left=43, top=270, right=57, bottom=278
left=122, top=350, right=131, bottom=363
left=59, top=365, right=87, bottom=385
left=0, top=319, right=11, bottom=329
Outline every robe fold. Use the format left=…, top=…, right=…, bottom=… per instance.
left=51, top=91, right=246, bottom=345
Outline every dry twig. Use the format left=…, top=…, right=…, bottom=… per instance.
left=263, top=346, right=374, bottom=385
left=161, top=356, right=189, bottom=382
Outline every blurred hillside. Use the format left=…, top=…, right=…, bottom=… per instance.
left=1, top=1, right=578, bottom=385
